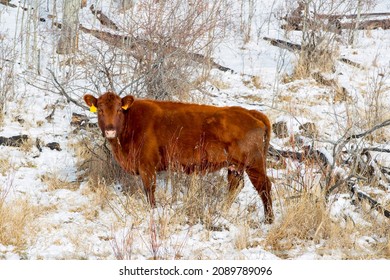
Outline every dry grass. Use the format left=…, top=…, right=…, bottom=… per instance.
left=243, top=75, right=263, bottom=90
left=264, top=192, right=333, bottom=256
left=0, top=158, right=14, bottom=176
left=173, top=172, right=228, bottom=228
left=40, top=173, right=78, bottom=191
left=0, top=196, right=39, bottom=253
left=265, top=156, right=390, bottom=259
left=292, top=49, right=336, bottom=80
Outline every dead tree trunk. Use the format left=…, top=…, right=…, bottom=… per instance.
left=57, top=0, right=82, bottom=54
left=120, top=0, right=134, bottom=11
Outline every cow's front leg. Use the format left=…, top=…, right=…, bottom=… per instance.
left=140, top=170, right=157, bottom=208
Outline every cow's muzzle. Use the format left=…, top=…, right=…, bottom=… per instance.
left=105, top=129, right=117, bottom=139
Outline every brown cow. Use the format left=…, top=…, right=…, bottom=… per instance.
left=84, top=91, right=274, bottom=223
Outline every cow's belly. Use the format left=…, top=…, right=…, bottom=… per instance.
left=159, top=140, right=229, bottom=173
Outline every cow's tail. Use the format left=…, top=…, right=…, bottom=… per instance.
left=249, top=110, right=271, bottom=156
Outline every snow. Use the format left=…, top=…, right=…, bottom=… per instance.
left=0, top=0, right=389, bottom=262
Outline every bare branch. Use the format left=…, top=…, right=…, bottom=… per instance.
left=47, top=69, right=88, bottom=110
left=89, top=4, right=119, bottom=31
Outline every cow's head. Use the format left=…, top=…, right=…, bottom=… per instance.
left=84, top=92, right=134, bottom=139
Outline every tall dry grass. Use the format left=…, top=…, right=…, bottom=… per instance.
left=0, top=175, right=38, bottom=254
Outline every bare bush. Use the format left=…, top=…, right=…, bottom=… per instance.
left=74, top=129, right=140, bottom=196
left=74, top=0, right=229, bottom=101
left=281, top=0, right=377, bottom=79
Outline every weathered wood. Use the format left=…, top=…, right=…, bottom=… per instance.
left=55, top=23, right=235, bottom=73
left=338, top=58, right=365, bottom=69
left=263, top=37, right=301, bottom=52
left=90, top=4, right=119, bottom=31
left=269, top=144, right=330, bottom=167
left=340, top=18, right=390, bottom=30
left=349, top=182, right=390, bottom=218
left=0, top=0, right=16, bottom=8
left=316, top=12, right=390, bottom=20
left=263, top=37, right=366, bottom=70
left=282, top=10, right=390, bottom=31
left=57, top=0, right=82, bottom=54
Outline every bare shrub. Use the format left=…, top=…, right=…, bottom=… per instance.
left=281, top=0, right=376, bottom=79
left=127, top=0, right=229, bottom=100
left=363, top=68, right=390, bottom=142
left=73, top=130, right=141, bottom=196
left=68, top=0, right=230, bottom=102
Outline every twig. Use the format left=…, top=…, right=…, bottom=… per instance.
left=363, top=147, right=390, bottom=154
left=343, top=119, right=390, bottom=143
left=47, top=69, right=89, bottom=110
left=90, top=4, right=119, bottom=31
left=45, top=100, right=60, bottom=122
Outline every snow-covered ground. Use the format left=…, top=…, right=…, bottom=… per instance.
left=0, top=0, right=389, bottom=261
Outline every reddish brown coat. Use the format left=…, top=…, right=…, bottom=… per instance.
left=84, top=92, right=274, bottom=223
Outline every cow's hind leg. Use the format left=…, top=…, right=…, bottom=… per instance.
left=246, top=168, right=274, bottom=223
left=140, top=171, right=157, bottom=208
left=224, top=166, right=244, bottom=210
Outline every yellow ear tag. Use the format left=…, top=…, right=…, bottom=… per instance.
left=122, top=104, right=129, bottom=110
left=90, top=104, right=97, bottom=113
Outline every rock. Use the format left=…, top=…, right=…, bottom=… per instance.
left=272, top=121, right=289, bottom=138
left=299, top=122, right=318, bottom=138
left=46, top=142, right=62, bottom=151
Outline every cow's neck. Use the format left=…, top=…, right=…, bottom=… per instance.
left=107, top=136, right=127, bottom=168
left=108, top=135, right=124, bottom=154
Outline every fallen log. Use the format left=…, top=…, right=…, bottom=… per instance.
left=340, top=18, right=390, bottom=30
left=80, top=25, right=234, bottom=72
left=316, top=12, right=390, bottom=20
left=263, top=37, right=301, bottom=52
left=282, top=13, right=390, bottom=31
left=349, top=181, right=390, bottom=218
left=263, top=37, right=365, bottom=69
left=54, top=22, right=234, bottom=73
left=338, top=58, right=365, bottom=69
left=269, top=144, right=330, bottom=167
left=0, top=0, right=16, bottom=8
left=90, top=4, right=119, bottom=31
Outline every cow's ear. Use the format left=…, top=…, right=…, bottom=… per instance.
left=84, top=94, right=98, bottom=113
left=121, top=95, right=135, bottom=111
